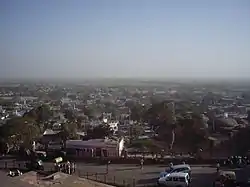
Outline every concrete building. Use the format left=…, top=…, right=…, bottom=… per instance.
left=108, top=121, right=119, bottom=133
left=66, top=138, right=124, bottom=158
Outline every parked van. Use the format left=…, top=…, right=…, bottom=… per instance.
left=158, top=173, right=189, bottom=187
left=158, top=172, right=190, bottom=187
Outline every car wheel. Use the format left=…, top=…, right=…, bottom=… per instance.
left=157, top=182, right=166, bottom=187
left=157, top=182, right=163, bottom=186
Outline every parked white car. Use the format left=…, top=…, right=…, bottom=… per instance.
left=159, top=164, right=191, bottom=178
left=158, top=172, right=190, bottom=187
left=8, top=169, right=22, bottom=177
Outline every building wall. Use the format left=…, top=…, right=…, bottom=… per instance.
left=66, top=146, right=118, bottom=158
left=65, top=139, right=123, bottom=158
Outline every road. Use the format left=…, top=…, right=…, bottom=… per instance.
left=73, top=163, right=217, bottom=187
left=0, top=159, right=249, bottom=187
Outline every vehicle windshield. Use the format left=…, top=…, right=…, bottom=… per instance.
left=165, top=168, right=173, bottom=173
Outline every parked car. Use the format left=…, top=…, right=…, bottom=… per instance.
left=8, top=169, right=22, bottom=177
left=158, top=172, right=190, bottom=187
left=223, top=156, right=249, bottom=168
left=160, top=164, right=191, bottom=178
left=213, top=171, right=237, bottom=187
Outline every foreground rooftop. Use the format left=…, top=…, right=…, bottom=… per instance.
left=0, top=171, right=115, bottom=187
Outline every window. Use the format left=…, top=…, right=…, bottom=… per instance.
left=165, top=177, right=172, bottom=181
left=182, top=168, right=190, bottom=173
left=184, top=167, right=189, bottom=171
left=174, top=168, right=184, bottom=172
left=103, top=150, right=108, bottom=157
left=173, top=177, right=178, bottom=181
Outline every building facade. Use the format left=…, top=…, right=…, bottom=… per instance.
left=65, top=138, right=124, bottom=158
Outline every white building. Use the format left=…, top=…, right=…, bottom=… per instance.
left=66, top=138, right=124, bottom=158
left=201, top=114, right=209, bottom=128
left=61, top=97, right=72, bottom=105
left=108, top=121, right=119, bottom=133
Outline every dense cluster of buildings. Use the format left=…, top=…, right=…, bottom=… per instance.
left=0, top=82, right=250, bottom=158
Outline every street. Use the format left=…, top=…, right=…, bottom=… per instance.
left=73, top=163, right=217, bottom=187
left=0, top=159, right=249, bottom=187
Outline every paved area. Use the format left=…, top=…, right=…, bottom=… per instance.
left=0, top=170, right=16, bottom=187
left=42, top=162, right=223, bottom=186
left=0, top=159, right=249, bottom=187
left=76, top=163, right=218, bottom=186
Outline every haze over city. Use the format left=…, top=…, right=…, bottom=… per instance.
left=1, top=0, right=250, bottom=80
left=1, top=1, right=250, bottom=186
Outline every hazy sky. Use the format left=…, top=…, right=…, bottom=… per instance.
left=1, top=0, right=250, bottom=80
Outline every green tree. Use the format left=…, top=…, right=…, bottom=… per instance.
left=87, top=125, right=113, bottom=139
left=82, top=107, right=95, bottom=120
left=64, top=109, right=77, bottom=121
left=129, top=124, right=143, bottom=140
left=177, top=115, right=208, bottom=153
left=130, top=105, right=146, bottom=121
left=0, top=139, right=9, bottom=155
left=59, top=122, right=79, bottom=149
left=144, top=101, right=174, bottom=129
left=23, top=105, right=52, bottom=131
left=23, top=105, right=52, bottom=122
left=129, top=139, right=162, bottom=154
left=144, top=101, right=177, bottom=150
left=232, top=127, right=250, bottom=155
left=1, top=117, right=40, bottom=149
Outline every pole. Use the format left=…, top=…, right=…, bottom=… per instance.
left=133, top=179, right=136, bottom=187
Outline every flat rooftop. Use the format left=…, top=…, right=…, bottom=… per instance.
left=66, top=139, right=118, bottom=148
